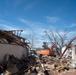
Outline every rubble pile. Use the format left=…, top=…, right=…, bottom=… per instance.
left=0, top=54, right=37, bottom=75
left=0, top=54, right=76, bottom=75
left=31, top=55, right=75, bottom=75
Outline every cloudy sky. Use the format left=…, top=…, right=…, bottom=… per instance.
left=0, top=0, right=76, bottom=47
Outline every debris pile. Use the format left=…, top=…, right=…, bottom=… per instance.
left=34, top=55, right=74, bottom=75
left=0, top=54, right=36, bottom=75
left=0, top=53, right=76, bottom=75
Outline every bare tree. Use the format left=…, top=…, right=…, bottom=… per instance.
left=26, top=33, right=35, bottom=49
left=26, top=33, right=40, bottom=49
left=44, top=29, right=69, bottom=55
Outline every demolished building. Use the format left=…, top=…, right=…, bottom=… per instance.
left=0, top=30, right=29, bottom=62
left=0, top=30, right=76, bottom=75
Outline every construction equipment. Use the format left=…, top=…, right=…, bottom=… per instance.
left=40, top=45, right=58, bottom=56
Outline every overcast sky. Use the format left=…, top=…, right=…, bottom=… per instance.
left=0, top=0, right=76, bottom=47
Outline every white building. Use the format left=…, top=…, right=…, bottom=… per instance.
left=62, top=45, right=76, bottom=60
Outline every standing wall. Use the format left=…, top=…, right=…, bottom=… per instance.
left=0, top=43, right=28, bottom=62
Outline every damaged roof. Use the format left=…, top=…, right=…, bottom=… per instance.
left=0, top=30, right=29, bottom=47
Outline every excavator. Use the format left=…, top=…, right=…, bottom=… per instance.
left=40, top=45, right=59, bottom=57
left=40, top=36, right=76, bottom=58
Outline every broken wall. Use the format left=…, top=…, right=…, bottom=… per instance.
left=0, top=43, right=28, bottom=62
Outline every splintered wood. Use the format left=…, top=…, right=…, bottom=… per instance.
left=36, top=55, right=76, bottom=75
left=1, top=54, right=76, bottom=75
